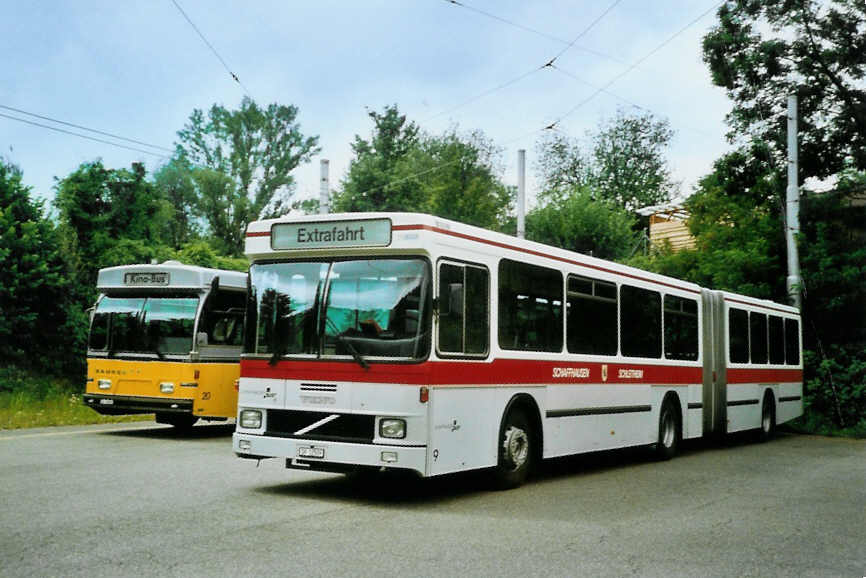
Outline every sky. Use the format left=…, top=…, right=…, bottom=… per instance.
left=1, top=0, right=734, bottom=211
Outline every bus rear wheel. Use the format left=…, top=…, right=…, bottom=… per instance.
left=654, top=397, right=681, bottom=461
left=757, top=392, right=776, bottom=442
left=492, top=407, right=533, bottom=490
left=156, top=413, right=198, bottom=430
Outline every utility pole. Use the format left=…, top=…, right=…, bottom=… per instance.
left=786, top=95, right=802, bottom=309
left=319, top=159, right=330, bottom=215
left=517, top=149, right=525, bottom=239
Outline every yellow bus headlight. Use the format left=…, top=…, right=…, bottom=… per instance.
left=160, top=382, right=175, bottom=394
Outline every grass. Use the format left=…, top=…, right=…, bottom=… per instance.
left=0, top=366, right=151, bottom=430
left=784, top=414, right=866, bottom=439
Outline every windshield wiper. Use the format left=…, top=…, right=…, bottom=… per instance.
left=325, top=317, right=369, bottom=370
left=268, top=338, right=286, bottom=367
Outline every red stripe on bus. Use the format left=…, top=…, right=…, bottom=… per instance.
left=246, top=231, right=270, bottom=237
left=727, top=368, right=803, bottom=384
left=240, top=359, right=707, bottom=386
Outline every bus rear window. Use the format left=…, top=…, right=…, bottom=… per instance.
left=728, top=308, right=749, bottom=363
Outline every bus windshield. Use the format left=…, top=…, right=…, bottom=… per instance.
left=246, top=259, right=430, bottom=361
left=89, top=296, right=200, bottom=355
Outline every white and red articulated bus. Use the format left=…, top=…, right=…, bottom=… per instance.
left=233, top=213, right=802, bottom=488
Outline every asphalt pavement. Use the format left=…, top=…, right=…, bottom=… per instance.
left=1, top=422, right=864, bottom=577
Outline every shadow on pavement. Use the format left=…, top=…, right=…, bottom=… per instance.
left=250, top=432, right=791, bottom=504
left=103, top=422, right=235, bottom=440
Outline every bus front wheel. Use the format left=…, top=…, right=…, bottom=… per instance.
left=492, top=407, right=533, bottom=490
left=156, top=413, right=198, bottom=430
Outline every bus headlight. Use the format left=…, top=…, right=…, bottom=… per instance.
left=160, top=382, right=175, bottom=394
left=379, top=418, right=406, bottom=439
left=98, top=379, right=111, bottom=390
left=240, top=409, right=262, bottom=429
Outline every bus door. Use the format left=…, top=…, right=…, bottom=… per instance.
left=701, top=289, right=727, bottom=438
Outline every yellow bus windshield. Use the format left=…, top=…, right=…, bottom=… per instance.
left=89, top=296, right=199, bottom=355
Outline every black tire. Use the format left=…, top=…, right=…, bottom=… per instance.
left=757, top=392, right=776, bottom=442
left=155, top=412, right=198, bottom=430
left=492, top=407, right=533, bottom=490
left=654, top=398, right=681, bottom=461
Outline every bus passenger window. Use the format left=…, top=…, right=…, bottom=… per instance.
left=785, top=318, right=800, bottom=365
left=203, top=290, right=246, bottom=347
left=768, top=315, right=785, bottom=365
left=437, top=262, right=488, bottom=356
left=567, top=275, right=617, bottom=355
left=498, top=260, right=563, bottom=352
left=750, top=312, right=768, bottom=364
left=664, top=295, right=698, bottom=361
left=620, top=285, right=661, bottom=358
left=728, top=308, right=749, bottom=363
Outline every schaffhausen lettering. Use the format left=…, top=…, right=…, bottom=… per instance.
left=296, top=225, right=367, bottom=244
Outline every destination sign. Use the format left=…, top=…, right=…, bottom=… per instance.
left=271, top=218, right=392, bottom=250
left=124, top=272, right=169, bottom=286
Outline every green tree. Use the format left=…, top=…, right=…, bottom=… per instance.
left=332, top=104, right=423, bottom=213
left=703, top=0, right=866, bottom=180
left=175, top=240, right=248, bottom=272
left=333, top=106, right=512, bottom=228
left=153, top=157, right=199, bottom=248
left=0, top=159, right=73, bottom=371
left=55, top=161, right=170, bottom=288
left=526, top=186, right=638, bottom=260
left=407, top=129, right=512, bottom=229
left=191, top=167, right=244, bottom=255
left=591, top=109, right=676, bottom=212
left=535, top=109, right=676, bottom=211
left=534, top=132, right=592, bottom=195
left=176, top=97, right=320, bottom=254
left=624, top=146, right=785, bottom=298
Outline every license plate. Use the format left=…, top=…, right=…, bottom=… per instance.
left=297, top=446, right=325, bottom=459
left=99, top=399, right=114, bottom=405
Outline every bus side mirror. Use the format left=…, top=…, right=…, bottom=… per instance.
left=196, top=332, right=209, bottom=347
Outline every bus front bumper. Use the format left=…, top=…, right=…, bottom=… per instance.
left=83, top=394, right=193, bottom=416
left=233, top=432, right=427, bottom=476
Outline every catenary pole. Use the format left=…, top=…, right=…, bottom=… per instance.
left=517, top=149, right=526, bottom=239
left=320, top=159, right=330, bottom=215
left=786, top=95, right=802, bottom=309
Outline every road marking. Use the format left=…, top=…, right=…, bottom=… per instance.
left=0, top=424, right=161, bottom=441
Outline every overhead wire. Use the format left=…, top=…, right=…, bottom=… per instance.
left=546, top=0, right=624, bottom=66
left=0, top=104, right=174, bottom=153
left=169, top=0, right=253, bottom=98
left=441, top=0, right=631, bottom=67
left=0, top=112, right=169, bottom=158
left=378, top=0, right=624, bottom=198
left=546, top=0, right=725, bottom=131
left=426, top=0, right=623, bottom=123
left=548, top=65, right=717, bottom=138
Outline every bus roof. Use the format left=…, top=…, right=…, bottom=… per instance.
left=245, top=212, right=708, bottom=295
left=720, top=291, right=800, bottom=316
left=97, top=261, right=247, bottom=292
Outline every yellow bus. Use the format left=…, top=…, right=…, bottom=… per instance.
left=83, top=261, right=247, bottom=429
